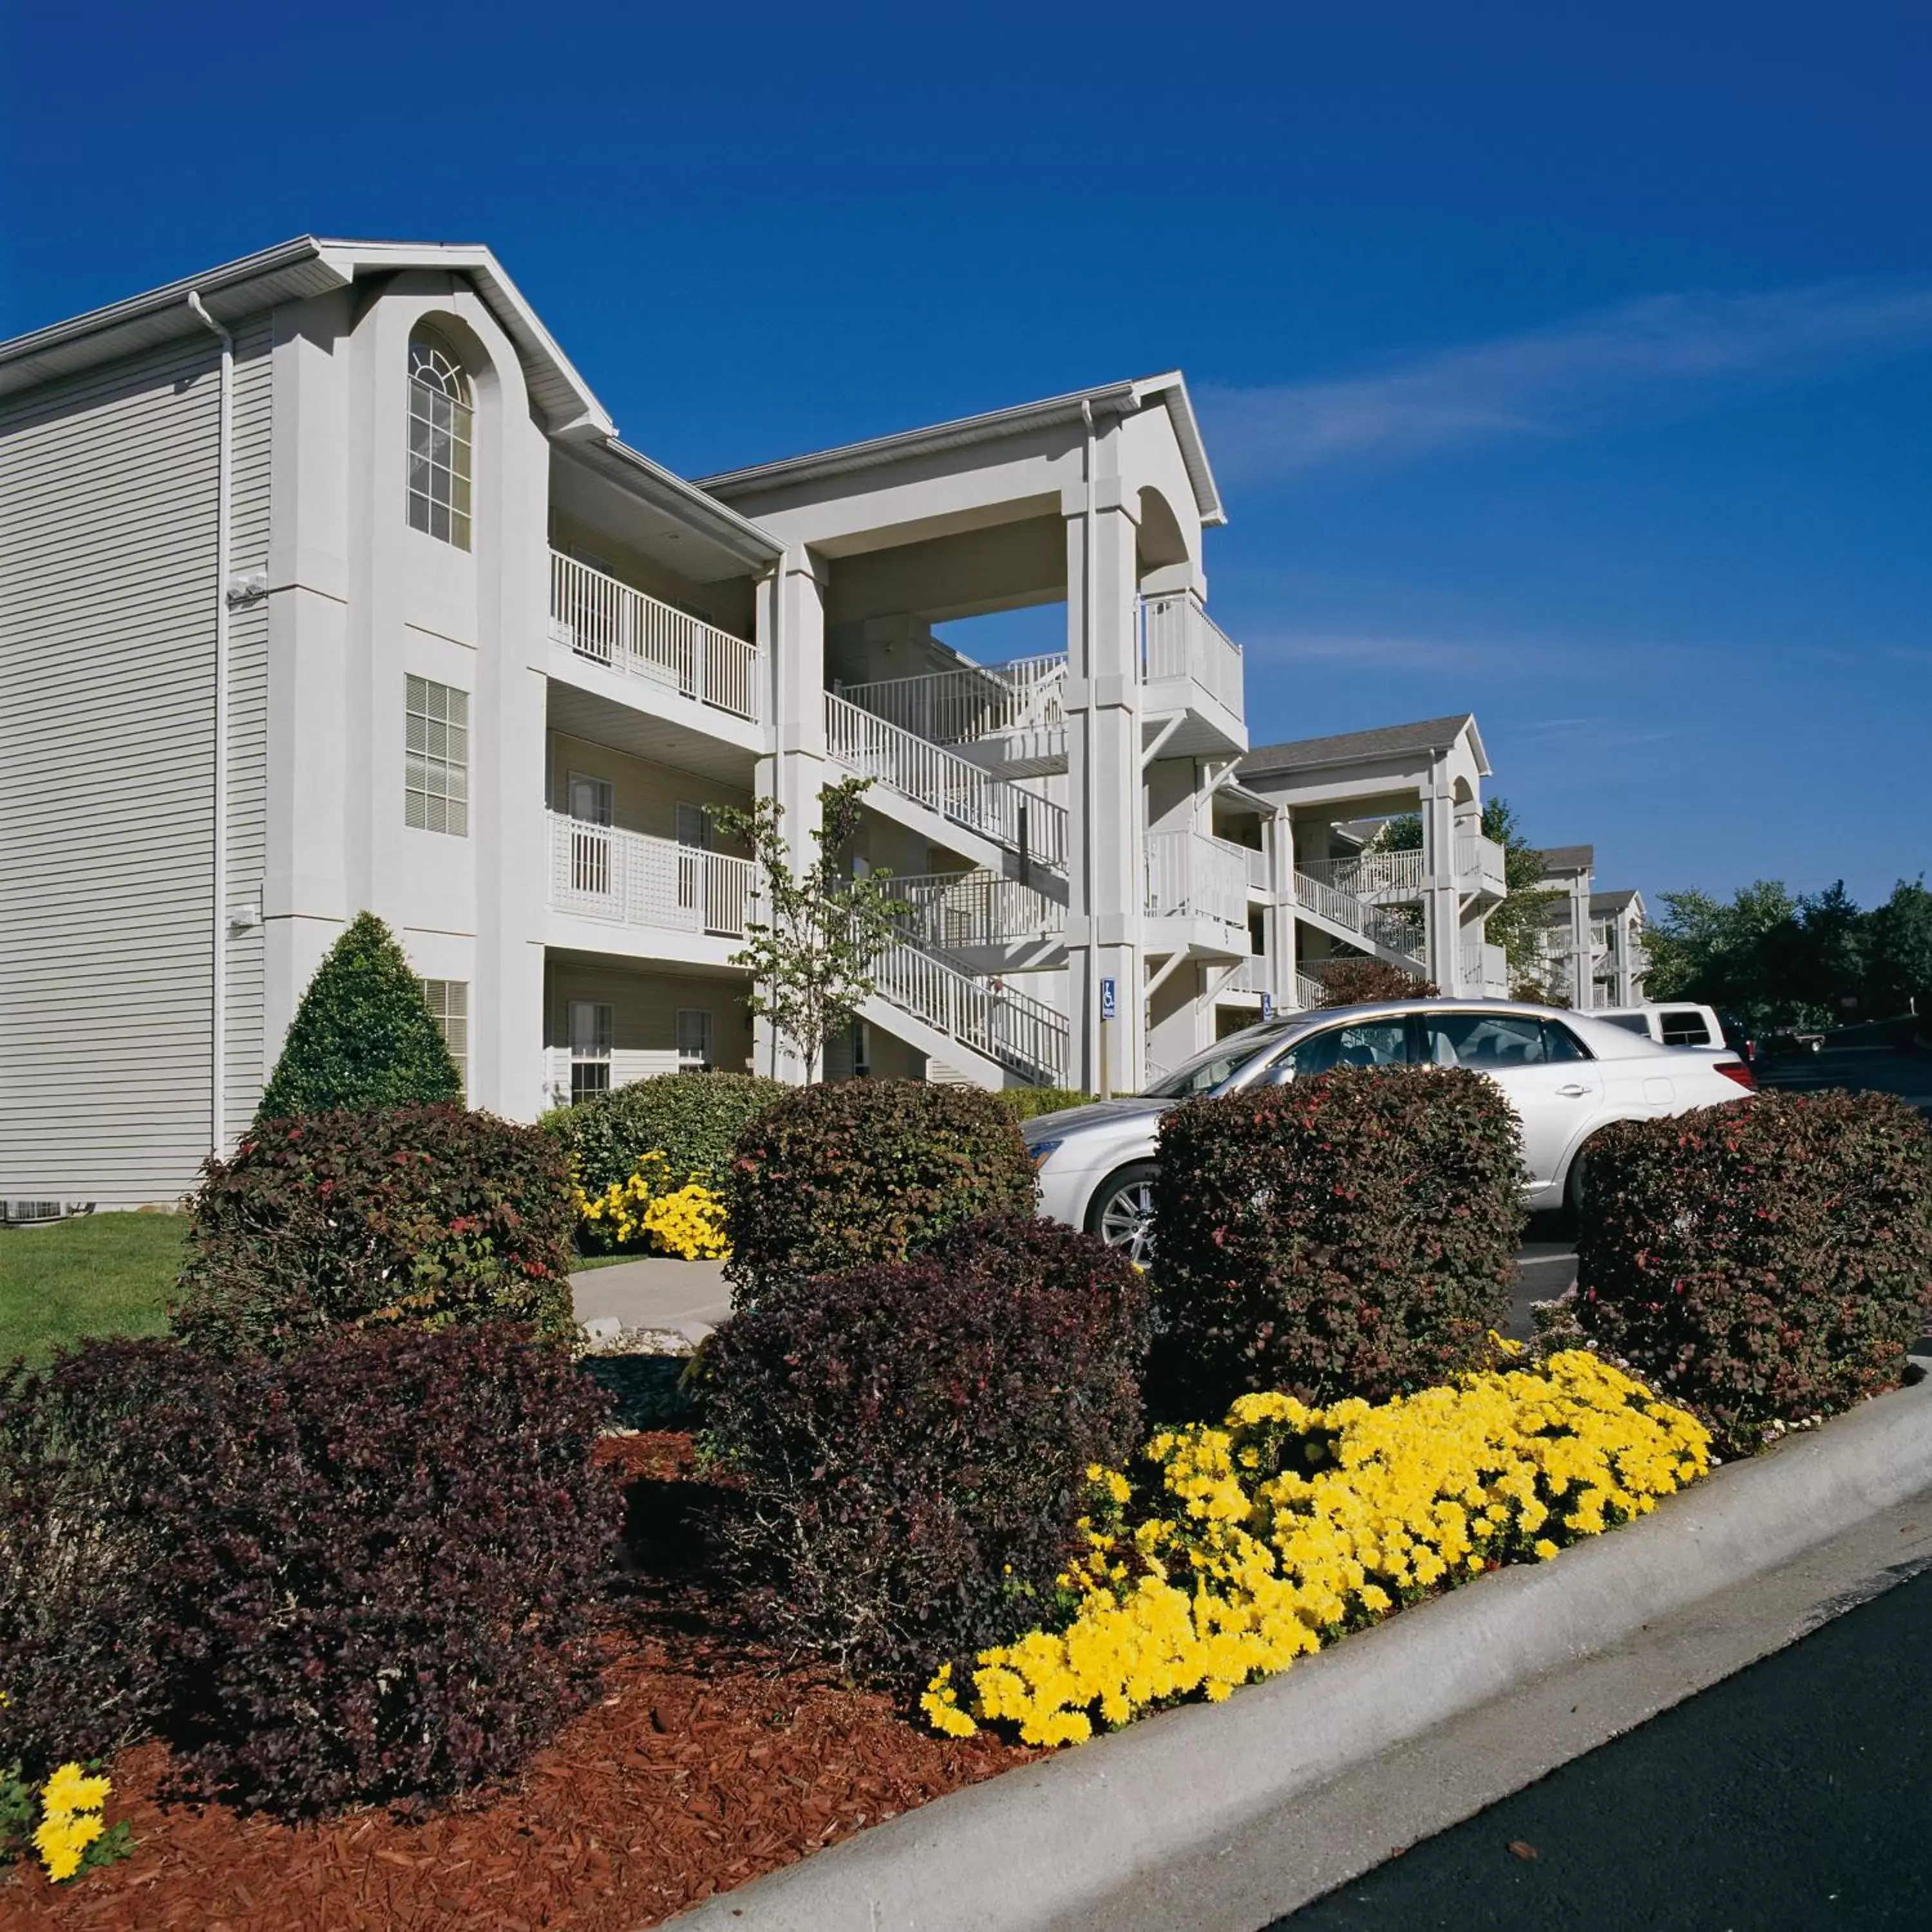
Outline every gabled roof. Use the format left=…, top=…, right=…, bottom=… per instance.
left=698, top=372, right=1226, bottom=526
left=0, top=238, right=785, bottom=571
left=0, top=236, right=614, bottom=437
left=1239, top=714, right=1487, bottom=779
left=1537, top=844, right=1595, bottom=875
left=1591, top=888, right=1642, bottom=914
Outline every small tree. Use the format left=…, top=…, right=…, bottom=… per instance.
left=257, top=912, right=461, bottom=1121
left=708, top=778, right=902, bottom=1082
left=1477, top=797, right=1566, bottom=1000
left=1316, top=956, right=1437, bottom=1008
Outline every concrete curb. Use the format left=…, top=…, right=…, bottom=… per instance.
left=666, top=1364, right=1932, bottom=1932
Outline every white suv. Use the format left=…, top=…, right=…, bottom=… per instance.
left=1025, top=999, right=1756, bottom=1262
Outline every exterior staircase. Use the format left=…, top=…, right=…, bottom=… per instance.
left=1292, top=857, right=1428, bottom=974
left=862, top=925, right=1067, bottom=1087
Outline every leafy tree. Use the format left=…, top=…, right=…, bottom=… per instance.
left=1866, top=878, right=1932, bottom=1016
left=1644, top=880, right=1803, bottom=1025
left=1372, top=812, right=1423, bottom=853
left=1475, top=797, right=1564, bottom=998
left=708, top=777, right=902, bottom=1083
left=257, top=913, right=462, bottom=1122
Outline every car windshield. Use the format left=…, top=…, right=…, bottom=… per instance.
left=1142, top=1022, right=1298, bottom=1099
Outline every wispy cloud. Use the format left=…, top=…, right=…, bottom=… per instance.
left=1198, top=283, right=1932, bottom=484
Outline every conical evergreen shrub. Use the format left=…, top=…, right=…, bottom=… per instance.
left=257, top=912, right=463, bottom=1121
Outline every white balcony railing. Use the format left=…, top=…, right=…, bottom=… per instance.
left=1217, top=953, right=1271, bottom=997
left=548, top=814, right=754, bottom=938
left=1460, top=940, right=1511, bottom=995
left=1238, top=842, right=1271, bottom=891
left=840, top=654, right=1068, bottom=746
left=1146, top=830, right=1251, bottom=930
left=1455, top=831, right=1508, bottom=896
left=1294, top=971, right=1330, bottom=1011
left=824, top=692, right=1069, bottom=873
left=549, top=551, right=762, bottom=723
left=1296, top=849, right=1426, bottom=900
left=1139, top=592, right=1244, bottom=718
left=872, top=939, right=1067, bottom=1087
left=879, top=871, right=1066, bottom=951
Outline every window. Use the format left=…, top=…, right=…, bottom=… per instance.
left=1660, top=1009, right=1712, bottom=1046
left=407, top=328, right=473, bottom=548
left=677, top=1008, right=714, bottom=1071
left=404, top=676, right=469, bottom=835
left=568, top=1000, right=612, bottom=1104
left=1419, top=1012, right=1593, bottom=1069
left=419, top=979, right=468, bottom=1096
left=1600, top=1013, right=1651, bottom=1036
left=1142, top=1021, right=1295, bottom=1099
left=1273, top=1018, right=1410, bottom=1079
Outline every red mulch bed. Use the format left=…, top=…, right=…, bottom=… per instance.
left=1, top=1433, right=1033, bottom=1931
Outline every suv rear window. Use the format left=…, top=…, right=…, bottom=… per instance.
left=1600, top=1014, right=1651, bottom=1036
left=1660, top=1010, right=1711, bottom=1046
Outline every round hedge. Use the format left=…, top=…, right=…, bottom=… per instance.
left=703, top=1215, right=1150, bottom=1681
left=1576, top=1090, right=1932, bottom=1456
left=1150, top=1064, right=1524, bottom=1415
left=174, top=1104, right=577, bottom=1356
left=558, top=1070, right=788, bottom=1197
left=724, top=1080, right=1036, bottom=1298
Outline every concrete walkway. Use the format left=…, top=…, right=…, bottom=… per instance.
left=569, top=1257, right=730, bottom=1341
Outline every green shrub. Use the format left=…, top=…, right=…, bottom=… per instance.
left=997, top=1086, right=1098, bottom=1122
left=256, top=912, right=462, bottom=1122
left=173, top=1104, right=576, bottom=1356
left=1576, top=1092, right=1932, bottom=1456
left=724, top=1081, right=1036, bottom=1298
left=558, top=1070, right=787, bottom=1198
left=1150, top=1065, right=1524, bottom=1415
left=704, top=1216, right=1150, bottom=1682
left=0, top=1341, right=176, bottom=1773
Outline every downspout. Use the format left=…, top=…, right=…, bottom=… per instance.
left=188, top=291, right=232, bottom=1159
left=1079, top=400, right=1099, bottom=1091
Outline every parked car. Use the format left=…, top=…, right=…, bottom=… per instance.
left=1025, top=998, right=1756, bottom=1261
left=1593, top=1001, right=1734, bottom=1053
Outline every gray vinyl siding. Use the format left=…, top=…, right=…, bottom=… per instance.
left=0, top=337, right=222, bottom=1206
left=223, top=321, right=272, bottom=1144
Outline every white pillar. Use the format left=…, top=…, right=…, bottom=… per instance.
left=1062, top=444, right=1143, bottom=1094
left=754, top=548, right=828, bottom=1082
left=1420, top=770, right=1459, bottom=992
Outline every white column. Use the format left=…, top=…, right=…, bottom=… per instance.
left=1061, top=444, right=1142, bottom=1095
left=1269, top=806, right=1297, bottom=1007
left=755, top=548, right=827, bottom=1082
left=1420, top=769, right=1459, bottom=992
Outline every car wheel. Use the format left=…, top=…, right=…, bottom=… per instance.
left=1564, top=1137, right=1599, bottom=1227
left=1086, top=1162, right=1160, bottom=1265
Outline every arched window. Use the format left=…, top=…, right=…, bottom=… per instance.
left=406, top=327, right=473, bottom=549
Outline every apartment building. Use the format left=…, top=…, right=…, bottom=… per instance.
left=1235, top=716, right=1510, bottom=1003
left=1531, top=845, right=1598, bottom=1009
left=1590, top=888, right=1649, bottom=1009
left=0, top=238, right=1253, bottom=1208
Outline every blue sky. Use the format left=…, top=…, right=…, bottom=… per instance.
left=5, top=1, right=1927, bottom=905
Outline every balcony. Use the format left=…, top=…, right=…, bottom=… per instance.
left=1137, top=592, right=1247, bottom=757
left=1146, top=829, right=1251, bottom=940
left=879, top=871, right=1065, bottom=952
left=549, top=551, right=763, bottom=725
left=547, top=813, right=753, bottom=943
left=1460, top=940, right=1511, bottom=997
left=1455, top=831, right=1508, bottom=904
left=1297, top=848, right=1426, bottom=904
left=840, top=654, right=1066, bottom=751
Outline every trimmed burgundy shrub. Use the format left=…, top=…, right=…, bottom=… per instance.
left=174, top=1103, right=576, bottom=1355
left=0, top=1341, right=178, bottom=1773
left=139, top=1321, right=620, bottom=1814
left=1315, top=958, right=1439, bottom=1009
left=724, top=1080, right=1036, bottom=1298
left=702, top=1215, right=1150, bottom=1683
left=1150, top=1065, right=1524, bottom=1416
left=1575, top=1091, right=1932, bottom=1456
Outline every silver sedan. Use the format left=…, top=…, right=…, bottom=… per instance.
left=1025, top=998, right=1757, bottom=1263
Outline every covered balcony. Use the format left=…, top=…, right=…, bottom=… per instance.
left=545, top=811, right=754, bottom=965
left=1145, top=829, right=1252, bottom=956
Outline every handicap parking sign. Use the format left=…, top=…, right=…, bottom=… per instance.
left=1099, top=976, right=1117, bottom=1021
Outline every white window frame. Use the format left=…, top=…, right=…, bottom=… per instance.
left=568, top=999, right=614, bottom=1104
left=676, top=1007, right=714, bottom=1071
left=404, top=675, right=469, bottom=836
left=406, top=327, right=473, bottom=549
left=419, top=978, right=469, bottom=1098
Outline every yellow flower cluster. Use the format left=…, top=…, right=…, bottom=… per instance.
left=32, top=1763, right=112, bottom=1883
left=925, top=1350, right=1710, bottom=1748
left=576, top=1151, right=730, bottom=1260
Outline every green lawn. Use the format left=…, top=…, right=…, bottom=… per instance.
left=0, top=1212, right=185, bottom=1365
